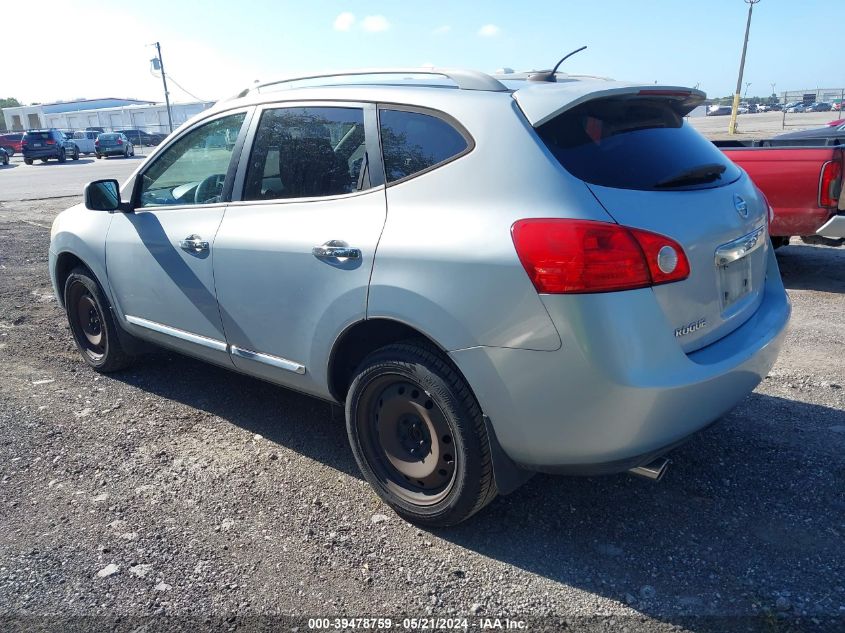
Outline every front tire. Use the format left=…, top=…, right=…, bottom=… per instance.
left=64, top=267, right=133, bottom=373
left=24, top=158, right=33, bottom=165
left=58, top=149, right=66, bottom=163
left=346, top=342, right=497, bottom=527
left=72, top=148, right=79, bottom=160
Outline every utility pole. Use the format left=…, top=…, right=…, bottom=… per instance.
left=729, top=0, right=761, bottom=135
left=153, top=41, right=174, bottom=133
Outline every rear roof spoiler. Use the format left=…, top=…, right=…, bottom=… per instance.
left=513, top=82, right=706, bottom=127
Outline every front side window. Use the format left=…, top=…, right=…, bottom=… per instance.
left=243, top=107, right=367, bottom=201
left=138, top=112, right=246, bottom=207
left=378, top=109, right=469, bottom=183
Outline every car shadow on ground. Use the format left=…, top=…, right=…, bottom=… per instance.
left=112, top=351, right=362, bottom=479
left=26, top=158, right=97, bottom=166
left=777, top=243, right=845, bottom=293
left=112, top=350, right=845, bottom=629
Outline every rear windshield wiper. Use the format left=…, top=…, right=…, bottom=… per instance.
left=654, top=163, right=726, bottom=189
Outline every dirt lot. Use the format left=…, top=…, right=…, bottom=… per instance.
left=0, top=197, right=844, bottom=632
left=689, top=110, right=840, bottom=140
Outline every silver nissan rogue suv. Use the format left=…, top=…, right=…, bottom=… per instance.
left=49, top=68, right=790, bottom=526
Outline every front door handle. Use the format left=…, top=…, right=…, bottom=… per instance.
left=180, top=234, right=209, bottom=253
left=312, top=240, right=361, bottom=260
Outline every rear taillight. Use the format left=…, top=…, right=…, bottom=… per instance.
left=511, top=219, right=690, bottom=294
left=819, top=160, right=842, bottom=208
left=755, top=187, right=775, bottom=225
left=21, top=139, right=27, bottom=147
left=46, top=139, right=56, bottom=145
left=94, top=139, right=99, bottom=146
left=117, top=138, right=123, bottom=145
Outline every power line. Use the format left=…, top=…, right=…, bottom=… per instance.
left=149, top=67, right=206, bottom=103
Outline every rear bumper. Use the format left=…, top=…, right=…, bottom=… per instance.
left=98, top=148, right=126, bottom=155
left=23, top=148, right=61, bottom=159
left=450, top=246, right=790, bottom=473
left=817, top=214, right=845, bottom=239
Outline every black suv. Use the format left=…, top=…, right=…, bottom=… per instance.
left=21, top=129, right=80, bottom=164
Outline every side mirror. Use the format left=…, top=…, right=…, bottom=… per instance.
left=84, top=179, right=122, bottom=212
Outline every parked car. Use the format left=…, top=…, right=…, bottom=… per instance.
left=707, top=104, right=732, bottom=116
left=115, top=129, right=167, bottom=147
left=21, top=129, right=80, bottom=164
left=49, top=68, right=790, bottom=526
left=86, top=126, right=105, bottom=133
left=768, top=103, right=783, bottom=111
left=755, top=104, right=769, bottom=113
left=833, top=102, right=842, bottom=112
left=805, top=102, right=832, bottom=112
left=63, top=130, right=99, bottom=155
left=0, top=146, right=9, bottom=166
left=0, top=132, right=24, bottom=155
left=786, top=104, right=808, bottom=113
left=827, top=118, right=845, bottom=127
left=715, top=139, right=844, bottom=247
left=95, top=133, right=135, bottom=158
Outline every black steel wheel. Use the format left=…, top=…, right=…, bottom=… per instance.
left=346, top=342, right=497, bottom=526
left=64, top=267, right=132, bottom=372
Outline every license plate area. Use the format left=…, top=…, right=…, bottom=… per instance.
left=718, top=255, right=752, bottom=312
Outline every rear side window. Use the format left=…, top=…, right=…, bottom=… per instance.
left=537, top=98, right=741, bottom=191
left=243, top=107, right=367, bottom=201
left=378, top=109, right=469, bottom=183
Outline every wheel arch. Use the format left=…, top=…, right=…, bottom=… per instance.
left=54, top=251, right=95, bottom=308
left=327, top=318, right=452, bottom=403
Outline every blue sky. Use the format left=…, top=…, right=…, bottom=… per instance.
left=3, top=0, right=839, bottom=104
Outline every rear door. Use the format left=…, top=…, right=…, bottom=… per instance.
left=531, top=91, right=769, bottom=352
left=213, top=102, right=386, bottom=396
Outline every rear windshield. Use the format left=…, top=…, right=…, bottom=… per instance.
left=537, top=98, right=742, bottom=191
left=99, top=134, right=118, bottom=140
left=24, top=132, right=51, bottom=140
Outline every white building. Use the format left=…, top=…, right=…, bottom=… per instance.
left=2, top=98, right=214, bottom=133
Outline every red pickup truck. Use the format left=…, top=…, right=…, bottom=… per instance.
left=715, top=140, right=844, bottom=247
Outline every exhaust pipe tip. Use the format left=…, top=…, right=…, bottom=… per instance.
left=628, top=456, right=670, bottom=482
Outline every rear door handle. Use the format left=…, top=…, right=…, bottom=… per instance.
left=180, top=234, right=209, bottom=253
left=312, top=240, right=361, bottom=260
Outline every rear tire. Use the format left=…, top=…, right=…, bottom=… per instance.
left=40, top=157, right=49, bottom=163
left=58, top=150, right=66, bottom=163
left=64, top=267, right=133, bottom=373
left=346, top=341, right=497, bottom=527
left=24, top=158, right=33, bottom=165
left=72, top=148, right=79, bottom=160
left=772, top=236, right=790, bottom=249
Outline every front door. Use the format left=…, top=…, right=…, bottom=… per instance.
left=106, top=110, right=250, bottom=365
left=213, top=103, right=386, bottom=396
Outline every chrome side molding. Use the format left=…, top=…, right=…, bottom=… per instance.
left=230, top=345, right=306, bottom=375
left=125, top=315, right=228, bottom=352
left=125, top=315, right=306, bottom=375
left=715, top=225, right=766, bottom=266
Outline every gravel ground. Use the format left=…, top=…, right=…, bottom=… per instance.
left=0, top=197, right=843, bottom=633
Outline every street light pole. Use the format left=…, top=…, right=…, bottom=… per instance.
left=153, top=41, right=174, bottom=133
left=728, top=0, right=761, bottom=135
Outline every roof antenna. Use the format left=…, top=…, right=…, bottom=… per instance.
left=528, top=46, right=587, bottom=82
